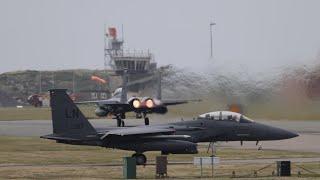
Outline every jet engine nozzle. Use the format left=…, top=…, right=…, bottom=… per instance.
left=145, top=99, right=154, bottom=108
left=133, top=99, right=141, bottom=108
left=140, top=97, right=154, bottom=108
left=128, top=97, right=141, bottom=109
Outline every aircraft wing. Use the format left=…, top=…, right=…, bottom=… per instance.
left=100, top=126, right=176, bottom=139
left=75, top=99, right=125, bottom=106
left=40, top=134, right=98, bottom=141
left=161, top=99, right=201, bottom=106
left=74, top=100, right=102, bottom=105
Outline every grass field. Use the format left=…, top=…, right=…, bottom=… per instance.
left=0, top=106, right=96, bottom=121
left=1, top=97, right=320, bottom=121
left=1, top=163, right=320, bottom=179
left=0, top=136, right=319, bottom=179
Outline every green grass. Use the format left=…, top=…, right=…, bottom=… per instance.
left=1, top=163, right=320, bottom=179
left=1, top=98, right=320, bottom=121
left=0, top=136, right=320, bottom=179
left=0, top=107, right=51, bottom=120
left=0, top=106, right=97, bottom=121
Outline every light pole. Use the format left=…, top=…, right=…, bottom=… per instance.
left=52, top=72, right=55, bottom=89
left=210, top=22, right=216, bottom=58
left=39, top=71, right=42, bottom=94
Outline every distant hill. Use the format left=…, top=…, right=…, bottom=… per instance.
left=0, top=69, right=113, bottom=107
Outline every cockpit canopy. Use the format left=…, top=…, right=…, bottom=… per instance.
left=198, top=111, right=254, bottom=123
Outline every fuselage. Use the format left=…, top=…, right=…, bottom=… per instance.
left=94, top=115, right=298, bottom=147
left=167, top=117, right=298, bottom=142
left=53, top=110, right=298, bottom=154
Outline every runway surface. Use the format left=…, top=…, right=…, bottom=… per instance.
left=0, top=118, right=319, bottom=153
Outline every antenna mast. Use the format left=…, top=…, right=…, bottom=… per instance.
left=210, top=22, right=216, bottom=58
left=72, top=71, right=75, bottom=93
left=39, top=71, right=42, bottom=94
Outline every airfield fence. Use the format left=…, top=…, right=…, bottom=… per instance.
left=0, top=161, right=319, bottom=178
left=135, top=161, right=320, bottom=178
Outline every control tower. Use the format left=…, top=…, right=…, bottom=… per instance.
left=104, top=27, right=157, bottom=74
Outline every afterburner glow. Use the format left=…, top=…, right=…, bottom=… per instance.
left=146, top=99, right=154, bottom=108
left=132, top=99, right=141, bottom=108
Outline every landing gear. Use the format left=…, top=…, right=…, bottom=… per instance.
left=256, top=140, right=262, bottom=150
left=144, top=117, right=149, bottom=125
left=143, top=113, right=149, bottom=125
left=132, top=153, right=147, bottom=165
left=136, top=113, right=142, bottom=119
left=116, top=115, right=125, bottom=127
left=207, top=141, right=216, bottom=157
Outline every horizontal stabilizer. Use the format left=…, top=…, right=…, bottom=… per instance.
left=162, top=99, right=202, bottom=106
left=40, top=134, right=82, bottom=141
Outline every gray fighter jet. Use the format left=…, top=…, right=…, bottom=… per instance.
left=77, top=70, right=199, bottom=127
left=41, top=89, right=298, bottom=165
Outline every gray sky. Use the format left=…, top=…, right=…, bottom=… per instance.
left=1, top=0, right=320, bottom=74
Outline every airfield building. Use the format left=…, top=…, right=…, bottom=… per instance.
left=104, top=27, right=158, bottom=93
left=104, top=27, right=157, bottom=74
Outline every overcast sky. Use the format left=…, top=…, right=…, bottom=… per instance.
left=1, top=0, right=320, bottom=74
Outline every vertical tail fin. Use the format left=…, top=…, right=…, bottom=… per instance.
left=49, top=89, right=96, bottom=137
left=120, top=69, right=128, bottom=103
left=156, top=70, right=162, bottom=100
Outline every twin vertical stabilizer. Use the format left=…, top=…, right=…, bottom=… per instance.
left=49, top=89, right=97, bottom=137
left=120, top=69, right=128, bottom=103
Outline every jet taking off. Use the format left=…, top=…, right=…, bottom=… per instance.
left=77, top=70, right=199, bottom=127
left=42, top=89, right=298, bottom=165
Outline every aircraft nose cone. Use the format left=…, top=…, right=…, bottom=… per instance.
left=287, top=131, right=299, bottom=139
left=255, top=122, right=299, bottom=140
left=276, top=129, right=299, bottom=140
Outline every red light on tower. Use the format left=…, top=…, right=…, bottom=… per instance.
left=108, top=27, right=117, bottom=39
